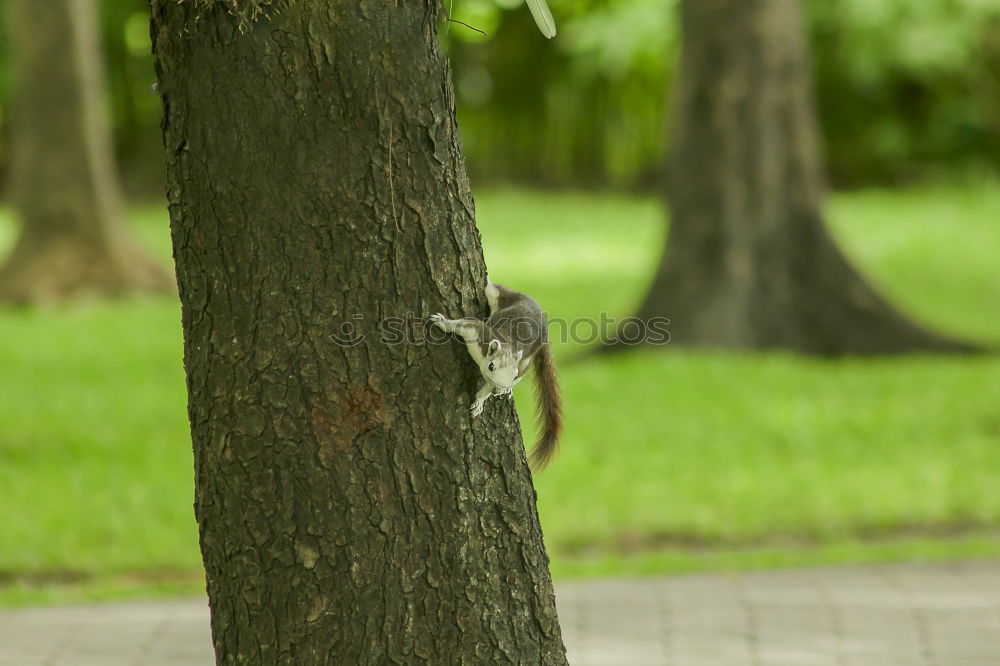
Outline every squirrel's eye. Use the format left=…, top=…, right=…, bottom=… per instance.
left=488, top=362, right=495, bottom=372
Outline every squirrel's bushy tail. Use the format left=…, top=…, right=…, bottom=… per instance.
left=530, top=342, right=562, bottom=470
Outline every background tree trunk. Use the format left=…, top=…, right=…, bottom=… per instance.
left=625, top=0, right=974, bottom=355
left=0, top=0, right=170, bottom=304
left=151, top=3, right=567, bottom=664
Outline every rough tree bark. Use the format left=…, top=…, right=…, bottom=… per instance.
left=0, top=0, right=170, bottom=304
left=151, top=2, right=567, bottom=664
left=623, top=0, right=974, bottom=355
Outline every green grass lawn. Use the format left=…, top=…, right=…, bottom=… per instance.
left=1, top=183, right=999, bottom=605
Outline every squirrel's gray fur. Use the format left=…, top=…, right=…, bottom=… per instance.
left=431, top=281, right=562, bottom=469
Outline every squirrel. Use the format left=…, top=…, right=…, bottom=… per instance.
left=431, top=281, right=562, bottom=469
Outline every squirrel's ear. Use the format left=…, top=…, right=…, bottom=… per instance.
left=516, top=350, right=524, bottom=361
left=488, top=339, right=501, bottom=355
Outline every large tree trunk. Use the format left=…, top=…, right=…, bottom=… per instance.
left=151, top=3, right=567, bottom=664
left=0, top=0, right=170, bottom=304
left=626, top=0, right=974, bottom=355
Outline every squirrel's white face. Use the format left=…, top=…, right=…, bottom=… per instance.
left=481, top=339, right=521, bottom=390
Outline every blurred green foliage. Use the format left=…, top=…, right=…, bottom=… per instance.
left=450, top=0, right=1000, bottom=187
left=0, top=0, right=997, bottom=192
left=810, top=0, right=1000, bottom=185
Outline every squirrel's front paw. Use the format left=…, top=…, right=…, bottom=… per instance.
left=470, top=399, right=485, bottom=417
left=430, top=313, right=451, bottom=331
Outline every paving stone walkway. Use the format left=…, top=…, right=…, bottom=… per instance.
left=1, top=561, right=998, bottom=665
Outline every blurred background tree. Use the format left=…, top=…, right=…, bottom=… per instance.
left=0, top=0, right=169, bottom=303
left=619, top=0, right=976, bottom=354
